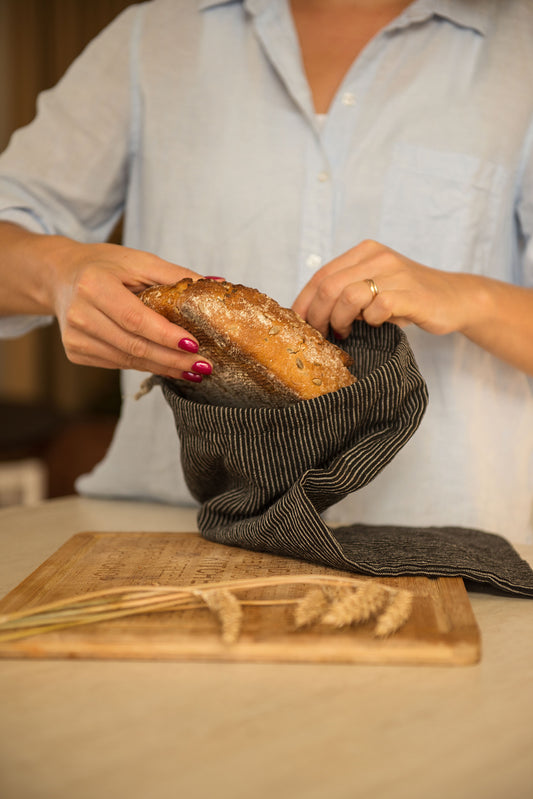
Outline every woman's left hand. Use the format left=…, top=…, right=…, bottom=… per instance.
left=292, top=239, right=473, bottom=339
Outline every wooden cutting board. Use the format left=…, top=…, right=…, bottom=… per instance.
left=0, top=532, right=481, bottom=665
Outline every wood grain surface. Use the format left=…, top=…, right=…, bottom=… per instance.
left=0, top=531, right=481, bottom=665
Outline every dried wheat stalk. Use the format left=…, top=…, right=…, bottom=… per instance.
left=374, top=589, right=413, bottom=638
left=0, top=574, right=413, bottom=644
left=194, top=589, right=243, bottom=644
left=293, top=588, right=329, bottom=628
left=321, top=582, right=388, bottom=627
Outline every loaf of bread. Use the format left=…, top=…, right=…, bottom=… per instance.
left=139, top=278, right=356, bottom=408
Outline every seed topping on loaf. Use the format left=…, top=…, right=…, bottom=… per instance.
left=139, top=278, right=356, bottom=407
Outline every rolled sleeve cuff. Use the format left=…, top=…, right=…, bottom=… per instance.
left=0, top=207, right=50, bottom=235
left=0, top=314, right=54, bottom=339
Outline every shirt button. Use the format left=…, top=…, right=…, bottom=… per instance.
left=306, top=253, right=322, bottom=269
left=342, top=91, right=356, bottom=106
left=317, top=171, right=329, bottom=182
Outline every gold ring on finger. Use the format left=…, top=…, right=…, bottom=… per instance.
left=364, top=278, right=379, bottom=301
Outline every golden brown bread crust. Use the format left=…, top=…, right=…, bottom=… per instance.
left=139, top=278, right=356, bottom=407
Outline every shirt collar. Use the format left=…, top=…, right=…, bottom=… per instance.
left=197, top=0, right=238, bottom=10
left=197, top=0, right=493, bottom=35
left=396, top=0, right=493, bottom=35
left=197, top=0, right=278, bottom=12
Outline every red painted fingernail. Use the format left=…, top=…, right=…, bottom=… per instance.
left=332, top=330, right=343, bottom=340
left=192, top=360, right=212, bottom=375
left=182, top=371, right=203, bottom=383
left=178, top=338, right=199, bottom=353
left=204, top=276, right=225, bottom=281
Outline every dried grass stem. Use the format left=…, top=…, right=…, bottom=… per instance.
left=0, top=574, right=413, bottom=644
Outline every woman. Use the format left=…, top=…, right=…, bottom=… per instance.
left=0, top=0, right=532, bottom=541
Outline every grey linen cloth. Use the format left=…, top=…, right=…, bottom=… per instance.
left=160, top=321, right=533, bottom=598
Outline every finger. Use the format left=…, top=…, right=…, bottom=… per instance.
left=299, top=267, right=362, bottom=334
left=292, top=261, right=349, bottom=320
left=75, top=277, right=206, bottom=359
left=325, top=279, right=382, bottom=337
left=63, top=301, right=211, bottom=377
left=292, top=281, right=318, bottom=320
left=108, top=246, right=201, bottom=292
left=74, top=270, right=200, bottom=353
left=304, top=269, right=378, bottom=336
left=65, top=326, right=211, bottom=378
left=292, top=241, right=383, bottom=321
left=361, top=286, right=416, bottom=329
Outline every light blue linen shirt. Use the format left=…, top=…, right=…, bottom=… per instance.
left=0, top=0, right=532, bottom=542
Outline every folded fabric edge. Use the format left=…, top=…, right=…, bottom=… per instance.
left=331, top=525, right=533, bottom=598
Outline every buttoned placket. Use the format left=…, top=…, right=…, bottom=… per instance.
left=297, top=54, right=380, bottom=292
left=298, top=133, right=333, bottom=288
left=248, top=0, right=418, bottom=293
left=297, top=10, right=428, bottom=290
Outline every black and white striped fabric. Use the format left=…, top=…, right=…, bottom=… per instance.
left=161, top=321, right=533, bottom=598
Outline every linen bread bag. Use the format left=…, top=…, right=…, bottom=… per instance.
left=139, top=278, right=533, bottom=597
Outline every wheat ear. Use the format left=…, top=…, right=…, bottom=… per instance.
left=374, top=589, right=413, bottom=637
left=195, top=589, right=243, bottom=644
left=0, top=574, right=413, bottom=644
left=294, top=588, right=329, bottom=628
left=322, top=582, right=388, bottom=628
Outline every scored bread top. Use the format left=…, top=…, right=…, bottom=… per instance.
left=139, top=278, right=356, bottom=407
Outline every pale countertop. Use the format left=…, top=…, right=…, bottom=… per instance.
left=0, top=495, right=532, bottom=799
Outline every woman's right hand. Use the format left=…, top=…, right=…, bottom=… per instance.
left=45, top=236, right=212, bottom=380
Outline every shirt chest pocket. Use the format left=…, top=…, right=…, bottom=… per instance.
left=378, top=143, right=507, bottom=274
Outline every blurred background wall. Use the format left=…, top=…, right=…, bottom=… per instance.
left=0, top=0, right=138, bottom=502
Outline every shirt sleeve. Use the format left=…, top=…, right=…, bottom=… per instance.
left=0, top=313, right=54, bottom=339
left=0, top=5, right=141, bottom=339
left=0, top=3, right=140, bottom=243
left=517, top=115, right=533, bottom=288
